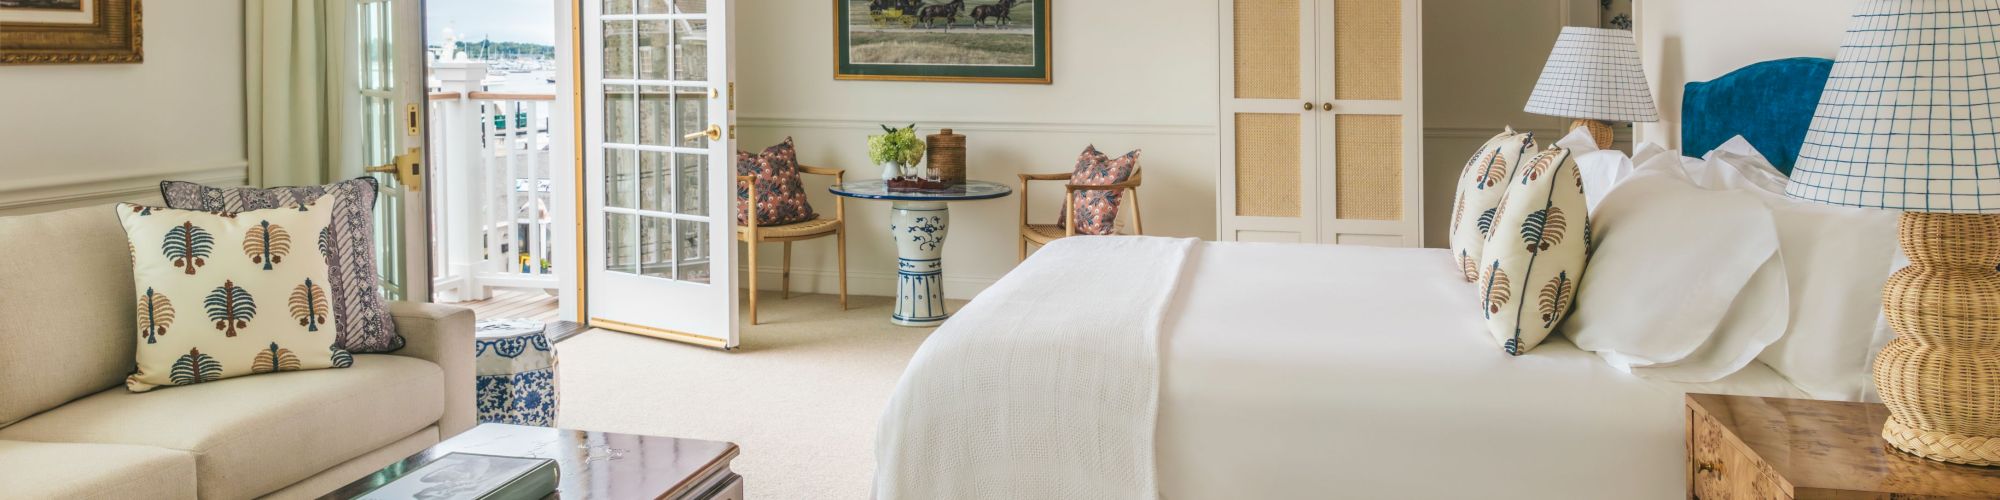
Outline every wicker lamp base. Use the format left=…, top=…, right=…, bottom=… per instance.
left=1876, top=212, right=2000, bottom=466
left=1569, top=118, right=1615, bottom=151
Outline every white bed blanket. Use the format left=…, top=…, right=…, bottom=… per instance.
left=873, top=236, right=1197, bottom=500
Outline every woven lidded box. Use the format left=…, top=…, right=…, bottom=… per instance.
left=927, top=128, right=966, bottom=184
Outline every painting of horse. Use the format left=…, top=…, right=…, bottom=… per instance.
left=837, top=0, right=1049, bottom=83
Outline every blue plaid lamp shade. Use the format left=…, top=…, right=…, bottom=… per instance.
left=1786, top=0, right=2000, bottom=213
left=1524, top=27, right=1659, bottom=123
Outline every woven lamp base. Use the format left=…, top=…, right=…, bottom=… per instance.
left=1876, top=212, right=2000, bottom=466
left=1569, top=118, right=1615, bottom=151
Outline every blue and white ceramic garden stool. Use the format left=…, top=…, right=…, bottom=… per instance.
left=473, top=319, right=558, bottom=426
left=829, top=179, right=1013, bottom=327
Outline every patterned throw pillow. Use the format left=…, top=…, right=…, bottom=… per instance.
left=1057, top=145, right=1141, bottom=235
left=1478, top=145, right=1590, bottom=356
left=736, top=138, right=818, bottom=227
left=159, top=178, right=402, bottom=353
left=1448, top=128, right=1537, bottom=282
left=118, top=200, right=350, bottom=392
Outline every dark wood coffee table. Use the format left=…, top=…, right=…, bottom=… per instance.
left=323, top=424, right=741, bottom=500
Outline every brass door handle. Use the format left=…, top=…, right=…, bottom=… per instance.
left=365, top=148, right=425, bottom=191
left=684, top=124, right=722, bottom=141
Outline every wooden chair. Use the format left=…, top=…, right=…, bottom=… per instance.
left=737, top=165, right=847, bottom=325
left=1017, top=167, right=1144, bottom=261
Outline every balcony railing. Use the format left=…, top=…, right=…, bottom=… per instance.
left=427, top=61, right=560, bottom=301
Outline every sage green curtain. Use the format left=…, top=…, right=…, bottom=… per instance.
left=244, top=0, right=330, bottom=188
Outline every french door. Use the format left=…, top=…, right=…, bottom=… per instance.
left=583, top=0, right=739, bottom=348
left=337, top=0, right=431, bottom=301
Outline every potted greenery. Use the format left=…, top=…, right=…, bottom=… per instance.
left=869, top=124, right=926, bottom=181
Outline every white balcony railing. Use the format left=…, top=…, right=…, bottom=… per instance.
left=427, top=61, right=559, bottom=301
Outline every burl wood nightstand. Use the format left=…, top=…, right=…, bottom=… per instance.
left=1686, top=393, right=2000, bottom=499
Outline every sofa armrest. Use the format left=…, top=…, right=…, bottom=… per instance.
left=388, top=302, right=476, bottom=439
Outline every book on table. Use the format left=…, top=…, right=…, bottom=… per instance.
left=355, top=452, right=558, bottom=500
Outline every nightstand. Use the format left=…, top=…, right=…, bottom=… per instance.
left=1686, top=393, right=2000, bottom=499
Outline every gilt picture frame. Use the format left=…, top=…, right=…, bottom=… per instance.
left=834, top=0, right=1050, bottom=84
left=0, top=0, right=142, bottom=65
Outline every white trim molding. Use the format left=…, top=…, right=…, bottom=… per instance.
left=737, top=116, right=1216, bottom=137
left=0, top=162, right=248, bottom=215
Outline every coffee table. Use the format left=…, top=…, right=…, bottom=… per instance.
left=323, top=424, right=741, bottom=500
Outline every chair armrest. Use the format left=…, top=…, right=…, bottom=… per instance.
left=1019, top=172, right=1071, bottom=182
left=797, top=165, right=845, bottom=177
left=388, top=301, right=477, bottom=439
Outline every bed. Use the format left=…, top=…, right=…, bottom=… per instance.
left=874, top=59, right=1841, bottom=499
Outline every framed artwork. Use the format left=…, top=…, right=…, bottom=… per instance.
left=834, top=0, right=1049, bottom=84
left=0, top=0, right=142, bottom=64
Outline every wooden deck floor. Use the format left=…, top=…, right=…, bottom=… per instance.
left=449, top=289, right=560, bottom=323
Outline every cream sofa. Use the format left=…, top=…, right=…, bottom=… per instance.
left=0, top=205, right=476, bottom=500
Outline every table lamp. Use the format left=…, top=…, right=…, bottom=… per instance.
left=1525, top=27, right=1659, bottom=150
left=1786, top=0, right=2000, bottom=466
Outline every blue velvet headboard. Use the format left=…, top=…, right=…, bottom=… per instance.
left=1680, top=57, right=1834, bottom=176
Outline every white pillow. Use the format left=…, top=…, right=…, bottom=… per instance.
left=1688, top=144, right=1901, bottom=401
left=1448, top=128, right=1538, bottom=282
left=1564, top=165, right=1785, bottom=379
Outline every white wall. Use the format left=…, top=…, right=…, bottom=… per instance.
left=1419, top=0, right=1609, bottom=247
left=0, top=1, right=247, bottom=215
left=1631, top=0, right=1852, bottom=147
left=733, top=0, right=1217, bottom=299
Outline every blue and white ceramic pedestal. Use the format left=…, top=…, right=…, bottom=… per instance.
left=473, top=319, right=558, bottom=426
left=891, top=201, right=950, bottom=327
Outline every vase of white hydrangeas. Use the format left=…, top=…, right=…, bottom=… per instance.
left=869, top=124, right=925, bottom=180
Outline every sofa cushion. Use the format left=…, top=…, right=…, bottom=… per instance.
left=0, top=205, right=137, bottom=427
left=0, top=355, right=443, bottom=500
left=0, top=440, right=197, bottom=500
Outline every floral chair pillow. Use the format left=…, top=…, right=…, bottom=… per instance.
left=736, top=138, right=818, bottom=227
left=1058, top=146, right=1141, bottom=235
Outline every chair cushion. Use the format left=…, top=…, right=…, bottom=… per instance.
left=0, top=354, right=444, bottom=500
left=0, top=440, right=197, bottom=500
left=117, top=202, right=349, bottom=392
left=736, top=138, right=818, bottom=227
left=1057, top=145, right=1140, bottom=235
left=1447, top=128, right=1538, bottom=282
left=160, top=178, right=403, bottom=353
left=0, top=205, right=138, bottom=428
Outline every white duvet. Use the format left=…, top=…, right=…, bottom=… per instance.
left=876, top=238, right=1807, bottom=499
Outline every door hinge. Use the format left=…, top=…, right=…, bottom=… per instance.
left=728, top=82, right=736, bottom=111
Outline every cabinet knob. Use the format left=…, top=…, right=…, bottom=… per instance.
left=1697, top=461, right=1720, bottom=475
left=1303, top=102, right=1314, bottom=110
left=1323, top=102, right=1333, bottom=111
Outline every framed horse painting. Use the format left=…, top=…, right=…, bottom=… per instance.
left=835, top=0, right=1050, bottom=84
left=0, top=0, right=142, bottom=64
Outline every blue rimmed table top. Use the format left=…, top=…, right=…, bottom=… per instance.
left=829, top=179, right=1014, bottom=201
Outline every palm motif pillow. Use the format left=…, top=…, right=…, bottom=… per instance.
left=1448, top=128, right=1537, bottom=282
left=119, top=200, right=350, bottom=392
left=1057, top=146, right=1141, bottom=235
left=1477, top=145, right=1590, bottom=356
left=159, top=178, right=401, bottom=353
left=735, top=138, right=818, bottom=227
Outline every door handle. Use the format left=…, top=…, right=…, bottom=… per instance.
left=365, top=147, right=425, bottom=191
left=684, top=124, right=722, bottom=142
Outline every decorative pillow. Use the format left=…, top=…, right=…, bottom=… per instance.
left=1478, top=141, right=1590, bottom=355
left=1448, top=128, right=1537, bottom=281
left=735, top=138, right=817, bottom=227
left=118, top=200, right=350, bottom=392
left=160, top=177, right=402, bottom=353
left=1056, top=145, right=1141, bottom=236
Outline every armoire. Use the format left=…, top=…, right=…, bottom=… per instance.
left=1218, top=0, right=1423, bottom=246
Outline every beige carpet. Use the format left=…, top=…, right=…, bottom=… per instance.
left=554, top=293, right=958, bottom=500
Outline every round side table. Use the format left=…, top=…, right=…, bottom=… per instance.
left=829, top=180, right=1013, bottom=327
left=473, top=319, right=558, bottom=426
